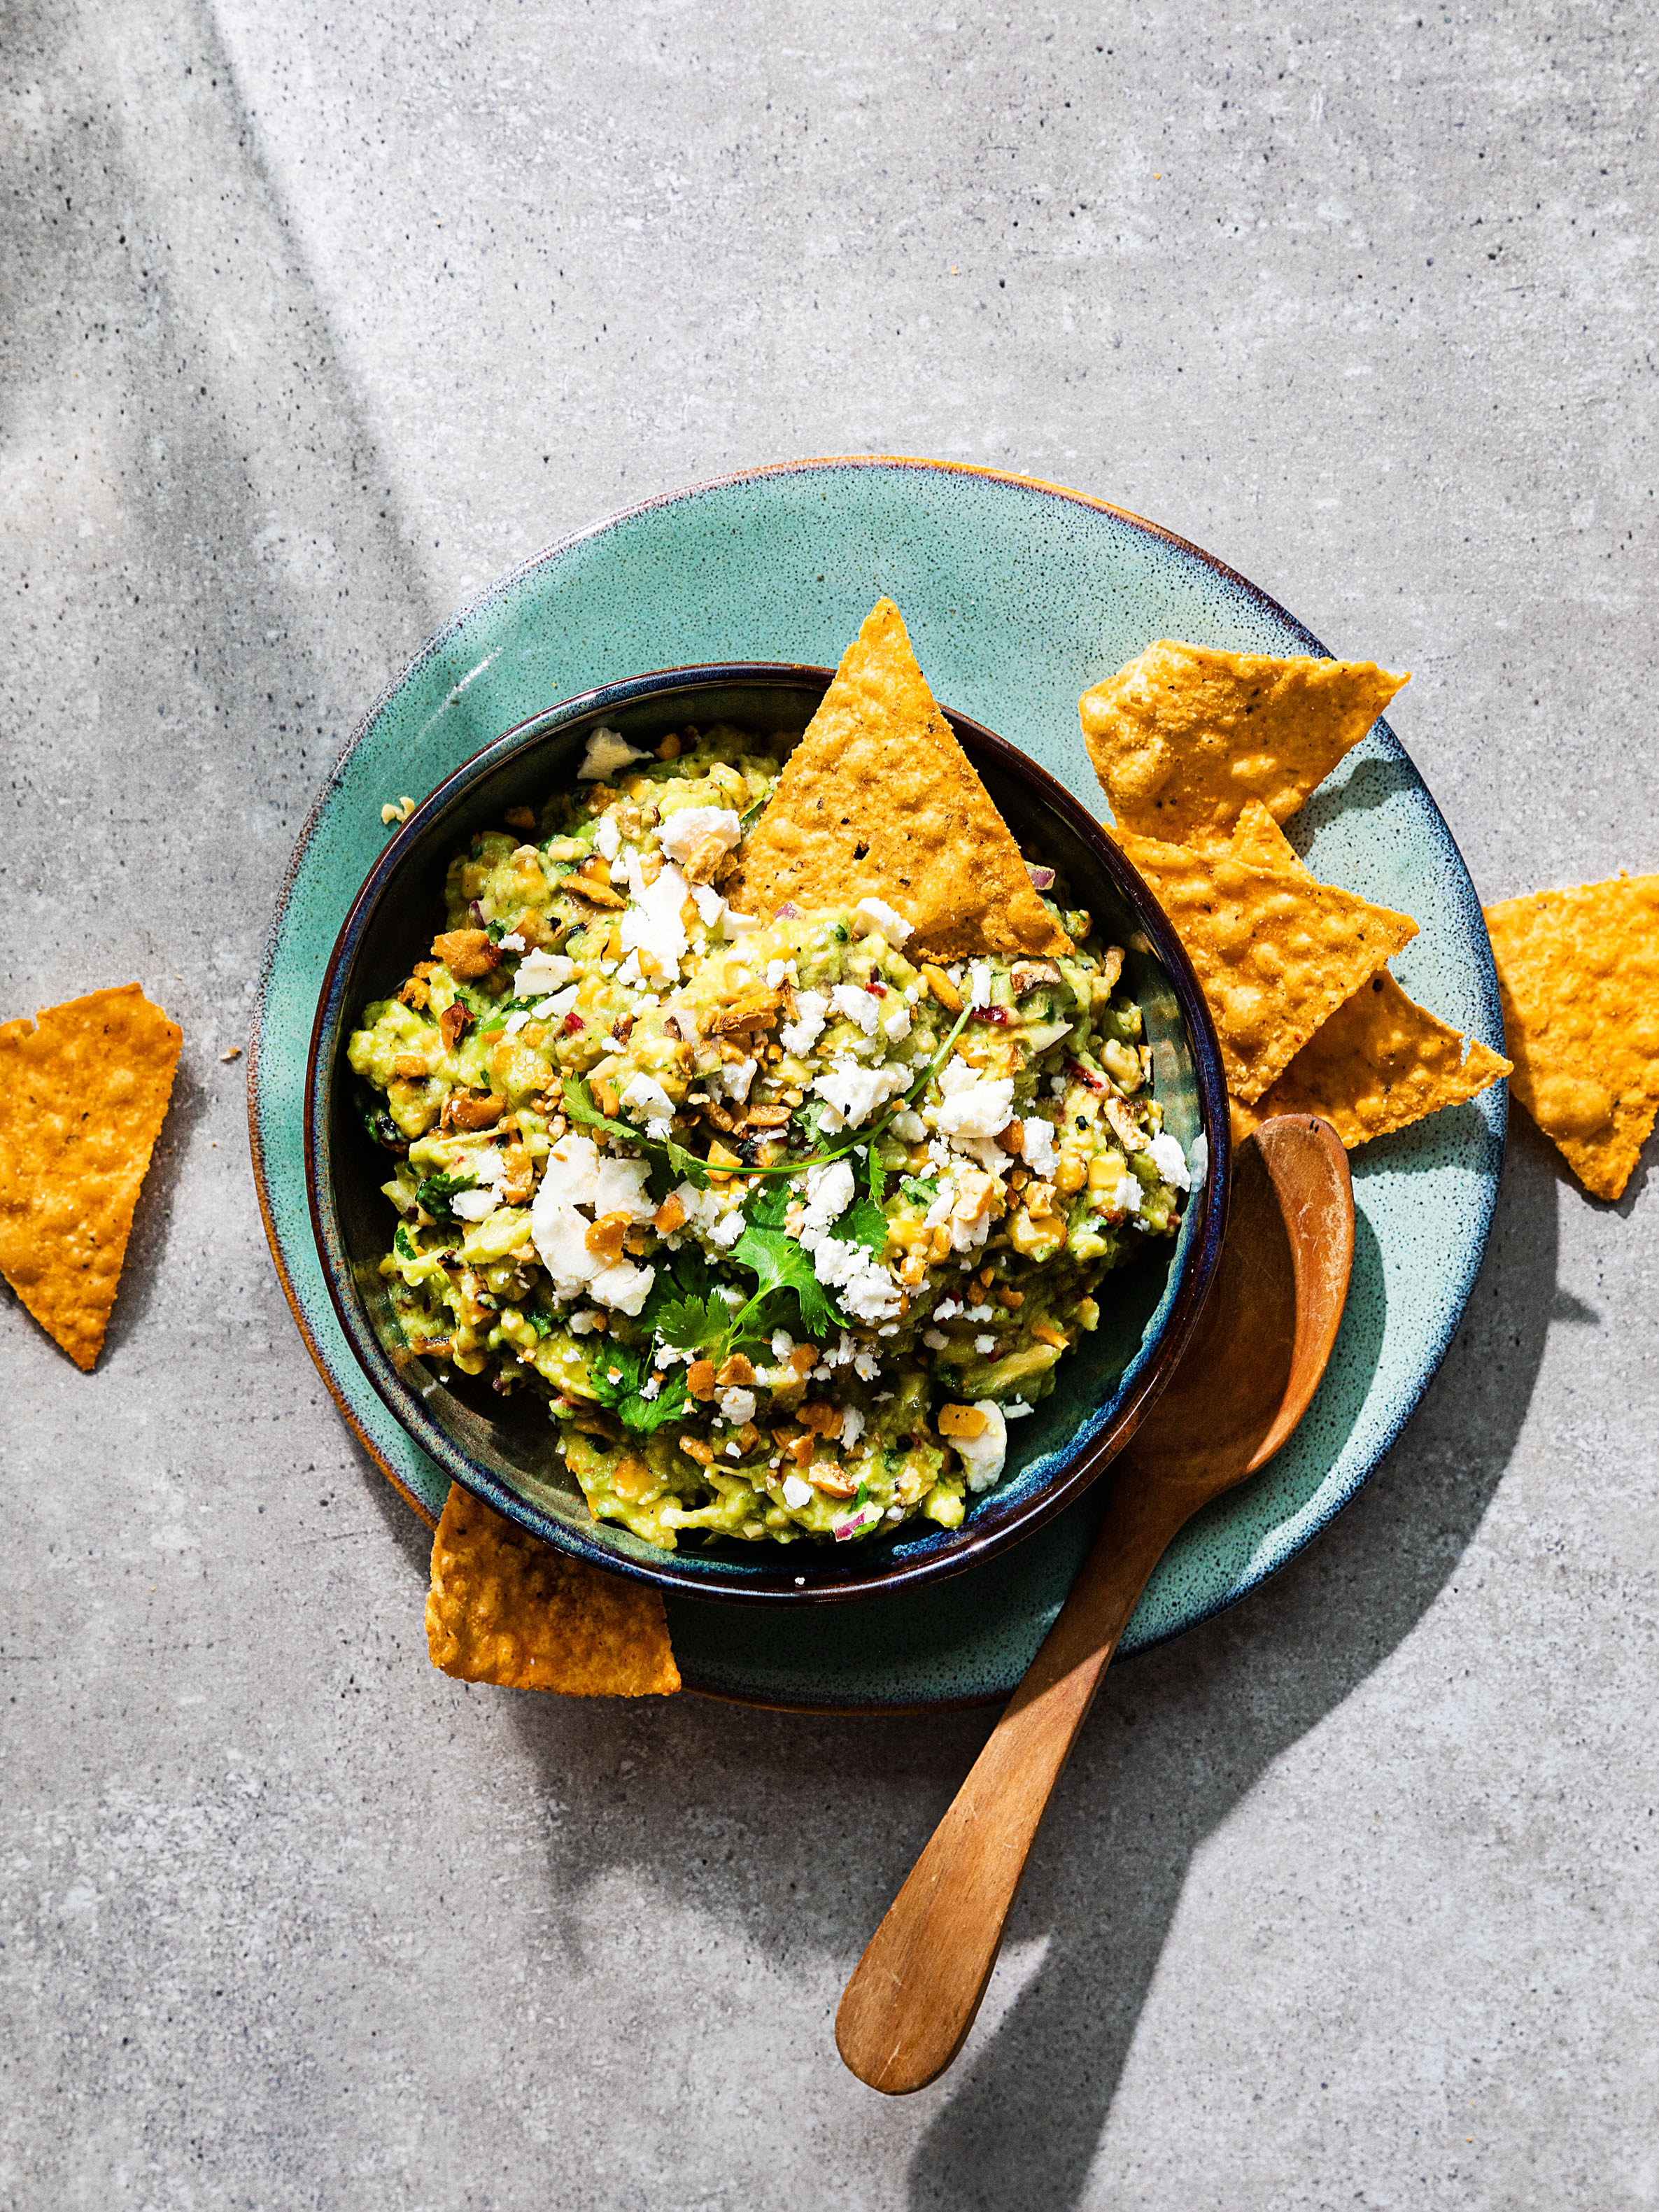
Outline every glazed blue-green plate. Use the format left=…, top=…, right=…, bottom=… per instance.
left=250, top=456, right=1507, bottom=1712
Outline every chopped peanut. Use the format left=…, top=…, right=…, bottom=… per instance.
left=922, top=963, right=963, bottom=1013
left=997, top=1118, right=1024, bottom=1156
left=503, top=805, right=537, bottom=833
left=442, top=1092, right=505, bottom=1132
left=656, top=733, right=682, bottom=761
left=733, top=1422, right=763, bottom=1455
left=679, top=831, right=731, bottom=887
left=938, top=1404, right=989, bottom=1439
left=653, top=1193, right=688, bottom=1234
left=1023, top=1179, right=1059, bottom=1218
left=1032, top=1321, right=1067, bottom=1348
left=592, top=1076, right=621, bottom=1118
left=612, top=1453, right=653, bottom=1498
left=703, top=990, right=781, bottom=1037
left=788, top=1345, right=819, bottom=1378
left=431, top=928, right=499, bottom=980
left=584, top=1211, right=630, bottom=1262
left=685, top=1360, right=717, bottom=1401
left=438, top=1002, right=472, bottom=1051
left=715, top=1353, right=756, bottom=1388
left=1010, top=959, right=1064, bottom=996
left=397, top=977, right=430, bottom=1011
left=678, top=1435, right=715, bottom=1466
left=798, top=1400, right=843, bottom=1439
left=706, top=1139, right=743, bottom=1177
left=1052, top=1155, right=1087, bottom=1195
left=392, top=1052, right=430, bottom=1080
left=899, top=1252, right=929, bottom=1288
left=811, top=1465, right=857, bottom=1500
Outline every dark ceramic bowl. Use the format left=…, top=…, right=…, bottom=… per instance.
left=305, top=664, right=1230, bottom=1605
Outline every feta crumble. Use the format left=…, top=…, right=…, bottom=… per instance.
left=578, top=727, right=649, bottom=781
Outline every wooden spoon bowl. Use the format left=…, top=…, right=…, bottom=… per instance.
left=835, top=1115, right=1355, bottom=2095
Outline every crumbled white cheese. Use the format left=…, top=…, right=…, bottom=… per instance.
left=840, top=1407, right=866, bottom=1451
left=571, top=1310, right=602, bottom=1335
left=954, top=1402, right=1008, bottom=1492
left=852, top=896, right=913, bottom=945
left=780, top=989, right=828, bottom=1057
left=974, top=1333, right=996, bottom=1355
left=692, top=884, right=726, bottom=928
left=770, top=1329, right=796, bottom=1362
left=831, top=982, right=881, bottom=1036
left=621, top=852, right=691, bottom=982
left=503, top=1008, right=533, bottom=1038
left=923, top=1329, right=948, bottom=1350
left=968, top=961, right=993, bottom=1010
left=765, top=959, right=798, bottom=991
left=514, top=948, right=575, bottom=998
left=717, top=1386, right=757, bottom=1423
left=799, top=1158, right=856, bottom=1242
left=595, top=814, right=621, bottom=861
left=1147, top=1131, right=1192, bottom=1192
left=852, top=1350, right=881, bottom=1381
left=708, top=1210, right=745, bottom=1250
left=782, top=1474, right=813, bottom=1510
left=578, top=727, right=649, bottom=782
left=594, top=1155, right=656, bottom=1223
left=812, top=1059, right=907, bottom=1130
left=449, top=1188, right=497, bottom=1222
left=658, top=804, right=741, bottom=866
left=722, top=908, right=761, bottom=936
left=654, top=1342, right=685, bottom=1368
left=715, top=1057, right=758, bottom=1105
left=810, top=1235, right=902, bottom=1321
left=1020, top=1114, right=1057, bottom=1178
left=882, top=1006, right=912, bottom=1043
left=620, top=1071, right=676, bottom=1138
left=588, top=1259, right=654, bottom=1315
left=497, top=931, right=525, bottom=953
left=936, top=1056, right=1015, bottom=1142
left=1107, top=1173, right=1143, bottom=1217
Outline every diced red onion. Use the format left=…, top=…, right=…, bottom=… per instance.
left=777, top=901, right=802, bottom=918
left=561, top=1011, right=585, bottom=1034
left=468, top=899, right=487, bottom=927
left=972, top=1005, right=1011, bottom=1024
left=1065, top=1055, right=1106, bottom=1091
left=1025, top=863, right=1056, bottom=892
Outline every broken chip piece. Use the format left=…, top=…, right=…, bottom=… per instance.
left=0, top=983, right=182, bottom=1370
left=1231, top=969, right=1512, bottom=1150
left=425, top=1483, right=681, bottom=1696
left=1111, top=825, right=1418, bottom=1102
left=1080, top=640, right=1408, bottom=843
left=728, top=598, right=1071, bottom=961
left=1483, top=871, right=1659, bottom=1201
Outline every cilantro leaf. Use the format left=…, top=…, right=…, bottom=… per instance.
left=414, top=1171, right=473, bottom=1223
left=585, top=1341, right=692, bottom=1435
left=841, top=1147, right=891, bottom=1259
left=613, top=1372, right=691, bottom=1433
left=649, top=1294, right=729, bottom=1355
left=746, top=1177, right=793, bottom=1231
left=730, top=1223, right=840, bottom=1341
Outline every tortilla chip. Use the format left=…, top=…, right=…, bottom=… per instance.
left=1483, top=873, right=1659, bottom=1201
left=0, top=984, right=182, bottom=1369
left=426, top=1484, right=680, bottom=1696
left=728, top=599, right=1071, bottom=961
left=1224, top=798, right=1313, bottom=877
left=1080, top=640, right=1408, bottom=841
left=1233, top=971, right=1511, bottom=1149
left=1113, top=826, right=1418, bottom=1101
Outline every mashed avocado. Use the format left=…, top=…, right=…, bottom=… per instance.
left=348, top=724, right=1191, bottom=1549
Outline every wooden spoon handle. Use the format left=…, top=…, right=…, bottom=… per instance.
left=834, top=1477, right=1183, bottom=2095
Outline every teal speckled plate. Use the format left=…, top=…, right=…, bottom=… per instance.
left=250, top=457, right=1506, bottom=1712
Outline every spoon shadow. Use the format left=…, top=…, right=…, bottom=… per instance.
left=901, top=1127, right=1558, bottom=2208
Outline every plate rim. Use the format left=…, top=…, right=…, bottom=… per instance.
left=299, top=658, right=1231, bottom=1606
left=248, top=452, right=1506, bottom=1707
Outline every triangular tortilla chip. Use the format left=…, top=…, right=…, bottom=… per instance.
left=1080, top=640, right=1408, bottom=841
left=1231, top=970, right=1511, bottom=1149
left=728, top=599, right=1070, bottom=961
left=0, top=984, right=181, bottom=1369
left=1484, top=872, right=1659, bottom=1200
left=1224, top=797, right=1314, bottom=877
left=1113, top=826, right=1418, bottom=1101
left=426, top=1484, right=680, bottom=1696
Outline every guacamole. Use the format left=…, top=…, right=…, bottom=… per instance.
left=347, top=724, right=1192, bottom=1549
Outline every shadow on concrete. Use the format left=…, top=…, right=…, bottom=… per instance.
left=101, top=1053, right=211, bottom=1360
left=416, top=1127, right=1563, bottom=2202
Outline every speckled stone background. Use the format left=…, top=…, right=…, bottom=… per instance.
left=3, top=4, right=1656, bottom=2206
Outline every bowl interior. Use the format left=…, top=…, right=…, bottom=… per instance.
left=307, top=665, right=1229, bottom=1602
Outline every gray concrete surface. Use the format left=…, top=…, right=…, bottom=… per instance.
left=3, top=1, right=1656, bottom=2204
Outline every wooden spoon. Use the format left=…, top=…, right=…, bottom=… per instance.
left=835, top=1114, right=1355, bottom=2096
